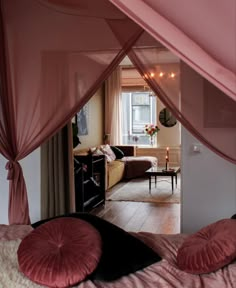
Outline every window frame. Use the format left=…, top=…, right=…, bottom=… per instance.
left=121, top=89, right=157, bottom=146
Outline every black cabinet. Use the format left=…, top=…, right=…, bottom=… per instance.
left=74, top=154, right=105, bottom=212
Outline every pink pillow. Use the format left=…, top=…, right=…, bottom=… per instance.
left=100, top=144, right=116, bottom=162
left=17, top=217, right=102, bottom=288
left=177, top=219, right=236, bottom=274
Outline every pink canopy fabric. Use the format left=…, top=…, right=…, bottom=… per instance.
left=126, top=33, right=236, bottom=164
left=109, top=0, right=236, bottom=102
left=0, top=0, right=235, bottom=224
left=109, top=0, right=236, bottom=162
left=0, top=0, right=143, bottom=224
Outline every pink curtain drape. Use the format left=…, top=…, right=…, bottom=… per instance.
left=0, top=0, right=143, bottom=224
left=126, top=32, right=236, bottom=163
left=0, top=4, right=30, bottom=224
left=109, top=0, right=236, bottom=164
left=109, top=0, right=236, bottom=102
left=0, top=0, right=235, bottom=224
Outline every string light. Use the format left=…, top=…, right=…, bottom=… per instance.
left=143, top=71, right=176, bottom=79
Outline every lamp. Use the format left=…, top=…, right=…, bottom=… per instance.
left=143, top=71, right=177, bottom=80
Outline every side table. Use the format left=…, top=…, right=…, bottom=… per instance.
left=145, top=166, right=181, bottom=194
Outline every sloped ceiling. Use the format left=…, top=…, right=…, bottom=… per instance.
left=121, top=50, right=179, bottom=86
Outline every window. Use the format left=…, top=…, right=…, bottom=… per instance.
left=122, top=91, right=157, bottom=145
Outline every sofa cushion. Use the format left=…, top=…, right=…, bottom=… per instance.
left=100, top=144, right=116, bottom=162
left=107, top=160, right=125, bottom=189
left=110, top=146, right=125, bottom=159
left=122, top=156, right=158, bottom=179
left=107, top=159, right=125, bottom=170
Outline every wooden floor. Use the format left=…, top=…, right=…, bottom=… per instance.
left=92, top=181, right=181, bottom=234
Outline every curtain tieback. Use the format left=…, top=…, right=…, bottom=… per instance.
left=5, top=160, right=18, bottom=180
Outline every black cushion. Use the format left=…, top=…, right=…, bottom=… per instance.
left=231, top=214, right=236, bottom=219
left=110, top=146, right=125, bottom=159
left=32, top=213, right=161, bottom=281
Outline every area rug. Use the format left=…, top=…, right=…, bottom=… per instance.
left=107, top=177, right=181, bottom=204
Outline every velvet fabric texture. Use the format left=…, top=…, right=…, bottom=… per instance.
left=32, top=213, right=161, bottom=281
left=18, top=217, right=102, bottom=288
left=177, top=219, right=236, bottom=274
left=111, top=146, right=125, bottom=159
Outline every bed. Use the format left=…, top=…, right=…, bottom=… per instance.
left=0, top=215, right=236, bottom=288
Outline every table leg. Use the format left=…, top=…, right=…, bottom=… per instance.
left=175, top=174, right=178, bottom=186
left=149, top=176, right=151, bottom=194
left=171, top=175, right=174, bottom=194
left=155, top=176, right=157, bottom=187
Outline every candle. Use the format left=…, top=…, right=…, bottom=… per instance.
left=165, top=155, right=168, bottom=170
left=166, top=147, right=170, bottom=165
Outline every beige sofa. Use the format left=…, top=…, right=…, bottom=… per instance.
left=74, top=145, right=157, bottom=190
left=106, top=145, right=136, bottom=190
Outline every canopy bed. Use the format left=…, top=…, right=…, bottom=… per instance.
left=0, top=1, right=236, bottom=286
left=0, top=0, right=235, bottom=225
left=0, top=214, right=236, bottom=287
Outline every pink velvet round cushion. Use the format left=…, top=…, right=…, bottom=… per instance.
left=177, top=219, right=236, bottom=274
left=17, top=217, right=102, bottom=288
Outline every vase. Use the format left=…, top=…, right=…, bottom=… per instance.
left=150, top=136, right=154, bottom=147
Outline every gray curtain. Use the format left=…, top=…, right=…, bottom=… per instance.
left=41, top=124, right=74, bottom=219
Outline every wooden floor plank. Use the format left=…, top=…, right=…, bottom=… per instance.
left=92, top=179, right=181, bottom=234
left=140, top=204, right=166, bottom=233
left=124, top=202, right=155, bottom=232
left=111, top=201, right=142, bottom=228
left=93, top=201, right=180, bottom=234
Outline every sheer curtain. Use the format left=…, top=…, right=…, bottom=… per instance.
left=109, top=0, right=236, bottom=102
left=105, top=67, right=122, bottom=145
left=0, top=0, right=143, bottom=224
left=0, top=0, right=235, bottom=224
left=127, top=31, right=236, bottom=164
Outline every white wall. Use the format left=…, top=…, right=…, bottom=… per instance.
left=0, top=148, right=41, bottom=224
left=180, top=61, right=236, bottom=233
left=157, top=98, right=181, bottom=147
left=181, top=127, right=236, bottom=233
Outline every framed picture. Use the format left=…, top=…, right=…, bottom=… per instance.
left=77, top=103, right=89, bottom=135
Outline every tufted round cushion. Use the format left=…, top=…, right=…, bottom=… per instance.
left=32, top=213, right=162, bottom=281
left=17, top=217, right=102, bottom=288
left=177, top=219, right=236, bottom=274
